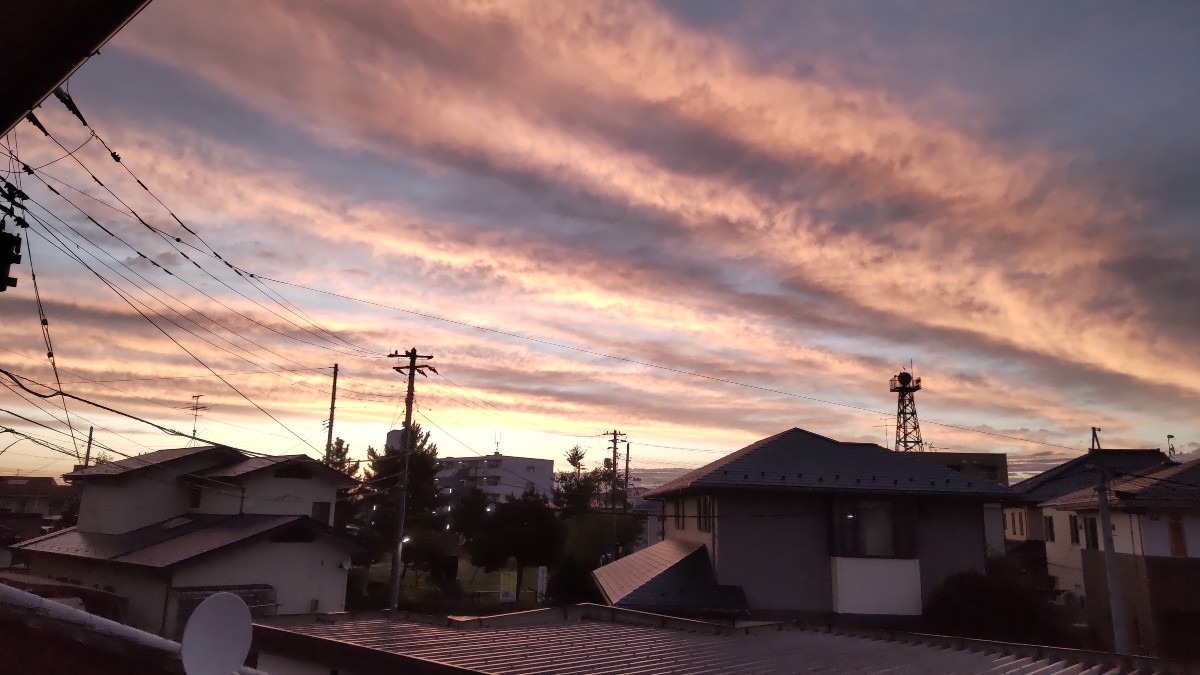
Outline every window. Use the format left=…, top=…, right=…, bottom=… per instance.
left=833, top=499, right=915, bottom=558
left=274, top=464, right=313, bottom=480
left=311, top=501, right=331, bottom=524
left=1018, top=511, right=1025, bottom=536
left=1083, top=516, right=1099, bottom=550
left=189, top=485, right=202, bottom=509
left=1069, top=514, right=1080, bottom=544
left=697, top=495, right=714, bottom=533
left=526, top=465, right=535, bottom=473
left=1044, top=515, right=1056, bottom=542
left=673, top=499, right=686, bottom=530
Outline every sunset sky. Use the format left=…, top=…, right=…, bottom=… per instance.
left=2, top=1, right=1197, bottom=480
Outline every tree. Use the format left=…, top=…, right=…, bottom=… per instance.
left=323, top=437, right=360, bottom=478
left=356, top=424, right=443, bottom=573
left=466, top=489, right=563, bottom=603
left=565, top=446, right=586, bottom=476
left=92, top=451, right=113, bottom=465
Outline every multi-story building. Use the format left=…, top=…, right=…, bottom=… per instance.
left=435, top=452, right=554, bottom=505
left=9, top=445, right=356, bottom=637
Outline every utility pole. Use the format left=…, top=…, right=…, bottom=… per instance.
left=387, top=348, right=435, bottom=611
left=607, top=429, right=626, bottom=558
left=82, top=427, right=93, bottom=468
left=1092, top=426, right=1129, bottom=655
left=623, top=441, right=631, bottom=515
left=324, top=364, right=339, bottom=464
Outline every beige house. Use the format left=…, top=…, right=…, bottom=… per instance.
left=10, top=445, right=355, bottom=637
left=593, top=427, right=1013, bottom=621
left=1005, top=448, right=1171, bottom=607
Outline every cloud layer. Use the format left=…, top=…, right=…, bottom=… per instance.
left=1, top=0, right=1196, bottom=478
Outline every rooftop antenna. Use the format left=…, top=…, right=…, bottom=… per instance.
left=178, top=395, right=210, bottom=447
left=889, top=366, right=925, bottom=451
left=1167, top=434, right=1176, bottom=457
left=494, top=430, right=501, bottom=455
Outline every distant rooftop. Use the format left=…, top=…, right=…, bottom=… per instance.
left=1012, top=448, right=1173, bottom=503
left=643, top=428, right=1013, bottom=500
left=1042, top=457, right=1200, bottom=510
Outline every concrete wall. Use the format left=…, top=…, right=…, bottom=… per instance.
left=195, top=473, right=339, bottom=525
left=168, top=534, right=348, bottom=635
left=713, top=493, right=831, bottom=615
left=831, top=557, right=922, bottom=615
left=915, top=499, right=987, bottom=603
left=77, top=455, right=218, bottom=535
left=24, top=554, right=170, bottom=634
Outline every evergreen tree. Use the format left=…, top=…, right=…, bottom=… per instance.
left=466, top=489, right=563, bottom=603
left=356, top=424, right=445, bottom=573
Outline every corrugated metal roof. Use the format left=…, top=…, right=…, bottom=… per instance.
left=11, top=514, right=305, bottom=568
left=1012, top=449, right=1172, bottom=503
left=62, top=445, right=239, bottom=479
left=643, top=428, right=1013, bottom=500
left=257, top=607, right=1168, bottom=674
left=1042, top=457, right=1200, bottom=510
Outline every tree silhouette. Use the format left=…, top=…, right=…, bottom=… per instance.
left=466, top=489, right=563, bottom=603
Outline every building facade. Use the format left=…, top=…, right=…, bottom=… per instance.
left=435, top=452, right=554, bottom=504
left=10, top=446, right=355, bottom=637
left=594, top=428, right=1013, bottom=621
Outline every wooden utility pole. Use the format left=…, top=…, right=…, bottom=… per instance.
left=82, top=426, right=93, bottom=468
left=1092, top=426, right=1129, bottom=655
left=607, top=429, right=626, bottom=557
left=623, top=441, right=631, bottom=514
left=324, top=363, right=339, bottom=464
left=387, top=348, right=435, bottom=611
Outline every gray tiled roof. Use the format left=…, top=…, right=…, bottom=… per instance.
left=191, top=455, right=357, bottom=486
left=62, top=445, right=240, bottom=479
left=257, top=607, right=1168, bottom=674
left=594, top=540, right=746, bottom=614
left=643, top=428, right=1013, bottom=500
left=1042, top=457, right=1200, bottom=510
left=1011, top=449, right=1173, bottom=503
left=12, top=514, right=305, bottom=568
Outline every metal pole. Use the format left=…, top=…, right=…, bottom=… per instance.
left=1097, top=466, right=1129, bottom=654
left=324, top=363, right=338, bottom=464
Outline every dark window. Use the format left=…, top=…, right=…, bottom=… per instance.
left=1044, top=515, right=1056, bottom=542
left=673, top=499, right=686, bottom=529
left=1169, top=513, right=1187, bottom=557
left=311, top=501, right=331, bottom=524
left=1009, top=512, right=1015, bottom=533
left=1084, top=517, right=1099, bottom=550
left=1069, top=514, right=1080, bottom=544
left=697, top=495, right=714, bottom=533
left=1018, top=511, right=1025, bottom=536
left=833, top=499, right=915, bottom=558
left=189, top=485, right=202, bottom=509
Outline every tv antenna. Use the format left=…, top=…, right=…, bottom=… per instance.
left=177, top=395, right=210, bottom=447
left=1168, top=434, right=1176, bottom=457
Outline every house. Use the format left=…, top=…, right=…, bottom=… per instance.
left=434, top=452, right=554, bottom=505
left=0, top=475, right=76, bottom=517
left=593, top=427, right=1013, bottom=621
left=1005, top=448, right=1171, bottom=610
left=248, top=603, right=1179, bottom=674
left=1040, top=457, right=1200, bottom=659
left=8, top=445, right=356, bottom=637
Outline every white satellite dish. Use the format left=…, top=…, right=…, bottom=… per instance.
left=181, top=591, right=252, bottom=675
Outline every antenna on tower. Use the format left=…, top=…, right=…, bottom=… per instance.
left=494, top=430, right=501, bottom=455
left=889, top=368, right=925, bottom=451
left=1168, top=434, right=1176, bottom=457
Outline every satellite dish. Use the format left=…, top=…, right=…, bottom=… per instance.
left=181, top=591, right=252, bottom=675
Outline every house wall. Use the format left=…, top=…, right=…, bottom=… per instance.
left=665, top=495, right=714, bottom=553
left=195, top=473, right=339, bottom=525
left=713, top=493, right=831, bottom=615
left=915, top=499, right=987, bottom=603
left=166, top=534, right=348, bottom=636
left=77, top=456, right=218, bottom=535
left=831, top=557, right=922, bottom=615
left=1043, top=508, right=1085, bottom=601
left=983, top=503, right=1005, bottom=555
left=23, top=554, right=170, bottom=634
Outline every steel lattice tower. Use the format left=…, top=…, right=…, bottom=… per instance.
left=889, top=370, right=924, bottom=451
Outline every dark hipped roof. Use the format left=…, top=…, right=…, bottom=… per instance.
left=190, top=455, right=357, bottom=487
left=643, top=428, right=1013, bottom=500
left=62, top=445, right=241, bottom=480
left=1011, top=449, right=1173, bottom=503
left=1042, top=457, right=1200, bottom=511
left=592, top=540, right=746, bottom=614
left=10, top=513, right=339, bottom=569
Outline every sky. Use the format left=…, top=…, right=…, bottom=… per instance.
left=1, top=0, right=1198, bottom=481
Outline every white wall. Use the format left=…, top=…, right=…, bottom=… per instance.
left=830, top=557, right=922, bottom=615
left=77, top=455, right=219, bottom=535
left=1043, top=508, right=1085, bottom=599
left=169, top=534, right=348, bottom=631
left=194, top=472, right=338, bottom=525
left=24, top=554, right=170, bottom=634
